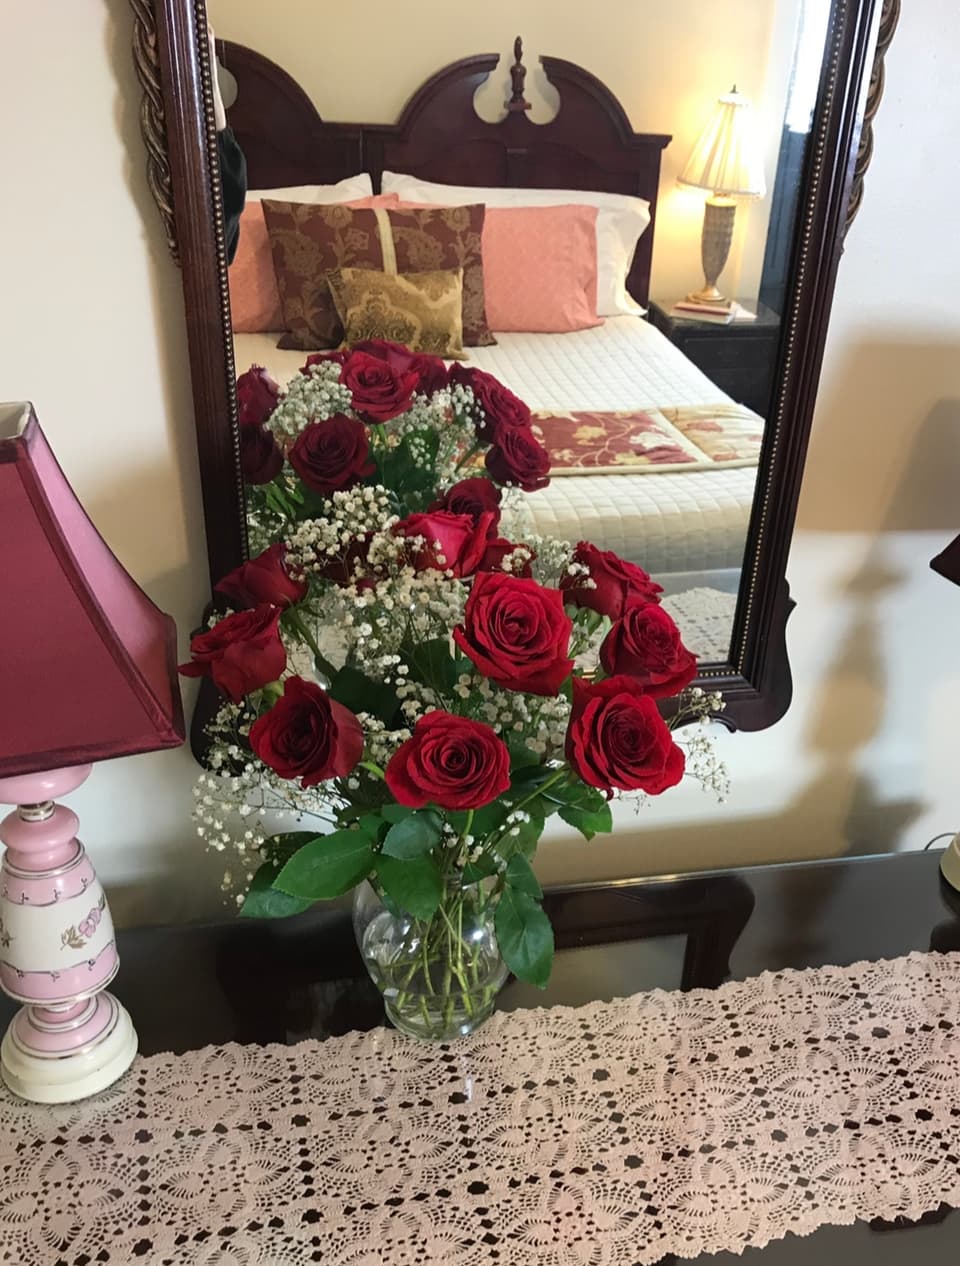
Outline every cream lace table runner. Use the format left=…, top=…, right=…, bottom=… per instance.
left=4, top=952, right=960, bottom=1265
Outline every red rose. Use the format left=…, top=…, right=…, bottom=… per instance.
left=237, top=366, right=280, bottom=427
left=599, top=604, right=697, bottom=698
left=449, top=365, right=531, bottom=443
left=454, top=572, right=573, bottom=695
left=477, top=537, right=535, bottom=578
left=393, top=510, right=495, bottom=578
left=249, top=676, right=363, bottom=787
left=560, top=542, right=663, bottom=619
left=215, top=543, right=307, bottom=611
left=565, top=675, right=685, bottom=795
left=429, top=477, right=501, bottom=532
left=314, top=531, right=374, bottom=587
left=340, top=350, right=419, bottom=422
left=351, top=339, right=450, bottom=395
left=485, top=424, right=551, bottom=493
left=301, top=351, right=348, bottom=372
left=239, top=423, right=283, bottom=485
left=179, top=605, right=286, bottom=702
left=289, top=415, right=375, bottom=495
left=385, top=711, right=510, bottom=810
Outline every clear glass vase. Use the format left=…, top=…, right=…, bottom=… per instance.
left=352, top=879, right=509, bottom=1041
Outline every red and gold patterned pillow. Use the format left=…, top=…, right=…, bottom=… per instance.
left=262, top=201, right=496, bottom=351
left=262, top=201, right=386, bottom=350
left=230, top=195, right=398, bottom=334
left=386, top=205, right=495, bottom=347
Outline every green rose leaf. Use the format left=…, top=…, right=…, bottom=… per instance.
left=376, top=854, right=443, bottom=919
left=381, top=809, right=443, bottom=859
left=509, top=764, right=557, bottom=793
left=273, top=829, right=375, bottom=900
left=507, top=738, right=542, bottom=771
left=462, top=852, right=498, bottom=883
left=379, top=803, right=413, bottom=826
left=541, top=777, right=605, bottom=809
left=504, top=853, right=542, bottom=900
left=495, top=889, right=554, bottom=989
left=402, top=637, right=458, bottom=695
left=498, top=804, right=547, bottom=860
left=327, top=665, right=399, bottom=726
left=454, top=800, right=510, bottom=838
left=263, top=830, right=325, bottom=862
left=393, top=432, right=441, bottom=500
left=558, top=802, right=614, bottom=840
left=239, top=859, right=313, bottom=920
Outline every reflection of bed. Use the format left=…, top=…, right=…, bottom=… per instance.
left=234, top=319, right=757, bottom=575
left=223, top=36, right=760, bottom=578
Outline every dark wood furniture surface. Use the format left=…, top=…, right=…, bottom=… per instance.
left=133, top=2, right=898, bottom=734
left=7, top=850, right=957, bottom=1263
left=648, top=301, right=782, bottom=417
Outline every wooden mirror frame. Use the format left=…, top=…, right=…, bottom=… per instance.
left=130, top=0, right=899, bottom=736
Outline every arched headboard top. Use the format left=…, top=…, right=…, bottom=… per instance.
left=218, top=36, right=671, bottom=306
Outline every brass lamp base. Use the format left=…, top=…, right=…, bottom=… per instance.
left=685, top=283, right=727, bottom=305
left=688, top=196, right=737, bottom=307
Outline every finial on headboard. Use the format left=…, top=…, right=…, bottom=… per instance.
left=507, top=36, right=532, bottom=113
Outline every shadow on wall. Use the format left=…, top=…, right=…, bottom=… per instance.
left=798, top=337, right=960, bottom=831
left=798, top=341, right=960, bottom=534
left=541, top=341, right=960, bottom=886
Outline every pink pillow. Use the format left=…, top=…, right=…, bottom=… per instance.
left=481, top=205, right=603, bottom=333
left=229, top=194, right=399, bottom=333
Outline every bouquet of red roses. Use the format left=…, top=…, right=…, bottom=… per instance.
left=181, top=340, right=725, bottom=1039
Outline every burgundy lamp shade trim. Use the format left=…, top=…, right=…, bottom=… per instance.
left=0, top=404, right=184, bottom=778
left=931, top=534, right=960, bottom=588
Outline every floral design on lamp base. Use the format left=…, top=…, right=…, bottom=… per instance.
left=0, top=765, right=137, bottom=1104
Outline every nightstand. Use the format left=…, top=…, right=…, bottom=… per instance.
left=648, top=300, right=782, bottom=416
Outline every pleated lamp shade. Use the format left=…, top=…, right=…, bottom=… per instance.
left=0, top=402, right=185, bottom=778
left=678, top=91, right=767, bottom=198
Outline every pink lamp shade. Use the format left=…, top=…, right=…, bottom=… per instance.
left=0, top=402, right=185, bottom=777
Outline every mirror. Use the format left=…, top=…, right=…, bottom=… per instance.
left=132, top=0, right=896, bottom=734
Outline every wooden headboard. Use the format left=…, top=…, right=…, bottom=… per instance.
left=217, top=37, right=671, bottom=308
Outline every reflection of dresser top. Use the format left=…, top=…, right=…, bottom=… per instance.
left=648, top=300, right=782, bottom=415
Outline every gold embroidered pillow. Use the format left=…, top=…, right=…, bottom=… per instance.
left=327, top=267, right=467, bottom=359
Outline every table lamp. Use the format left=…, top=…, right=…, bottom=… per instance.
left=0, top=403, right=184, bottom=1103
left=678, top=88, right=766, bottom=305
left=931, top=534, right=960, bottom=890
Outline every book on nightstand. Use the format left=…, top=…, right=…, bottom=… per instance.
left=668, top=300, right=758, bottom=325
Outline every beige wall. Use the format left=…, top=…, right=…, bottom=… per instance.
left=1, top=0, right=957, bottom=924
left=208, top=0, right=797, bottom=302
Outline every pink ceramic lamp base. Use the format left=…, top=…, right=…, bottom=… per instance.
left=0, top=766, right=137, bottom=1103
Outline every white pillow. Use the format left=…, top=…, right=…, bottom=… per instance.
left=382, top=171, right=650, bottom=316
left=246, top=174, right=374, bottom=203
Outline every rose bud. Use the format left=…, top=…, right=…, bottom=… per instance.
left=179, top=604, right=286, bottom=702
left=599, top=604, right=697, bottom=698
left=560, top=542, right=663, bottom=620
left=216, top=543, right=307, bottom=610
